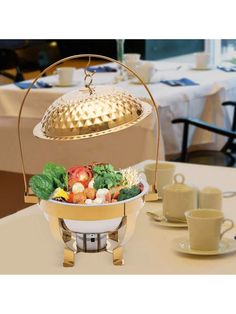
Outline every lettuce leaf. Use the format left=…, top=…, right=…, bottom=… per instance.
left=93, top=164, right=123, bottom=190
left=29, top=174, right=54, bottom=200
left=43, top=162, right=68, bottom=190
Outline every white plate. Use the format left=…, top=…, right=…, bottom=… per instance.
left=173, top=237, right=236, bottom=256
left=130, top=79, right=159, bottom=85
left=147, top=209, right=187, bottom=228
left=190, top=66, right=213, bottom=71
left=54, top=81, right=79, bottom=87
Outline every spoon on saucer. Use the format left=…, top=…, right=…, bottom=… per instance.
left=146, top=211, right=186, bottom=223
left=223, top=191, right=236, bottom=198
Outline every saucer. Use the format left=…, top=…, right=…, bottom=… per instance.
left=147, top=209, right=187, bottom=228
left=54, top=81, right=78, bottom=87
left=130, top=79, right=158, bottom=85
left=190, top=66, right=213, bottom=71
left=173, top=237, right=236, bottom=256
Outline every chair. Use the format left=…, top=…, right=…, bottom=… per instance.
left=171, top=101, right=236, bottom=166
left=0, top=48, right=24, bottom=83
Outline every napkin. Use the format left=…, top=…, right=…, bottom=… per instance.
left=87, top=66, right=117, bottom=73
left=161, top=78, right=199, bottom=87
left=15, top=80, right=52, bottom=89
left=217, top=65, right=236, bottom=72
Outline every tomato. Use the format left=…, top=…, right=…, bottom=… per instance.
left=68, top=166, right=93, bottom=188
left=68, top=192, right=75, bottom=203
left=68, top=166, right=84, bottom=176
left=112, top=191, right=120, bottom=200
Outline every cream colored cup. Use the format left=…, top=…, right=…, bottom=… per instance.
left=199, top=187, right=222, bottom=210
left=195, top=52, right=210, bottom=69
left=56, top=67, right=75, bottom=85
left=185, top=209, right=234, bottom=251
left=135, top=62, right=156, bottom=84
left=124, top=54, right=141, bottom=78
left=143, top=162, right=176, bottom=198
left=163, top=173, right=198, bottom=222
left=124, top=53, right=141, bottom=62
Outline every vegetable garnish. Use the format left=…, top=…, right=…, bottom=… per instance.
left=117, top=186, right=141, bottom=201
left=92, top=164, right=122, bottom=190
left=29, top=162, right=68, bottom=200
left=43, top=162, right=68, bottom=190
left=68, top=166, right=92, bottom=188
left=29, top=174, right=54, bottom=200
left=29, top=162, right=143, bottom=203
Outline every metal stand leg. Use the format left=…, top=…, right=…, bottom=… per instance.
left=111, top=213, right=137, bottom=266
left=63, top=247, right=75, bottom=267
left=112, top=246, right=124, bottom=266
left=108, top=230, right=119, bottom=242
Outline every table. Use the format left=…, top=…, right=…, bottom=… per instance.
left=1, top=61, right=236, bottom=172
left=1, top=161, right=236, bottom=274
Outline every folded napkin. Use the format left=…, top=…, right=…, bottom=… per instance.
left=15, top=80, right=52, bottom=89
left=217, top=65, right=236, bottom=72
left=161, top=77, right=199, bottom=87
left=87, top=66, right=117, bottom=73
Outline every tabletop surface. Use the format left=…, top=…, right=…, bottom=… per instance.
left=1, top=161, right=236, bottom=274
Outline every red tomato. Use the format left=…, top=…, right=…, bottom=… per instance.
left=68, top=166, right=93, bottom=188
left=112, top=191, right=119, bottom=200
left=68, top=192, right=75, bottom=203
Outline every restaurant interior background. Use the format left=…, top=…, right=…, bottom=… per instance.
left=1, top=38, right=236, bottom=218
left=1, top=0, right=236, bottom=310
left=1, top=39, right=236, bottom=81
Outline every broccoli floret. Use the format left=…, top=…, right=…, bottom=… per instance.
left=117, top=185, right=141, bottom=201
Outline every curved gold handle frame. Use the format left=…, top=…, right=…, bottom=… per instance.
left=17, top=54, right=160, bottom=198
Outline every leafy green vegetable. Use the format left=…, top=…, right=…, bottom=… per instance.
left=29, top=174, right=54, bottom=200
left=29, top=162, right=68, bottom=200
left=117, top=185, right=141, bottom=201
left=93, top=164, right=123, bottom=190
left=43, top=162, right=68, bottom=190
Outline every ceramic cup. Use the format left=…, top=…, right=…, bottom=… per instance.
left=195, top=52, right=210, bottom=69
left=124, top=53, right=141, bottom=63
left=56, top=67, right=75, bottom=86
left=163, top=173, right=198, bottom=222
left=199, top=186, right=222, bottom=210
left=185, top=209, right=234, bottom=251
left=143, top=162, right=176, bottom=198
left=124, top=54, right=141, bottom=78
left=135, top=61, right=156, bottom=83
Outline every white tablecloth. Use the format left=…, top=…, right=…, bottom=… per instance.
left=1, top=161, right=236, bottom=274
left=1, top=61, right=236, bottom=172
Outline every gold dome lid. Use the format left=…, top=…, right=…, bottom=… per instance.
left=33, top=85, right=152, bottom=140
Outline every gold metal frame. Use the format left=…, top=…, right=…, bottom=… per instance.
left=17, top=54, right=160, bottom=199
left=17, top=54, right=161, bottom=267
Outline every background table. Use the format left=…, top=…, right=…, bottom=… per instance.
left=1, top=161, right=236, bottom=274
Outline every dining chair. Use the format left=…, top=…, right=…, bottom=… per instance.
left=171, top=101, right=236, bottom=166
left=0, top=48, right=24, bottom=83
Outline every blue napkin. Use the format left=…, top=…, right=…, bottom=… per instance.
left=161, top=78, right=199, bottom=87
left=15, top=80, right=52, bottom=89
left=217, top=65, right=236, bottom=72
left=87, top=66, right=117, bottom=73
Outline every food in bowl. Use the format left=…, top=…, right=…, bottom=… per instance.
left=29, top=162, right=143, bottom=205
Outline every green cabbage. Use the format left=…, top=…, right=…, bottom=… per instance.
left=29, top=174, right=54, bottom=200
left=29, top=162, right=68, bottom=200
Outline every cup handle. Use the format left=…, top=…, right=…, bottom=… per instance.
left=220, top=219, right=234, bottom=239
